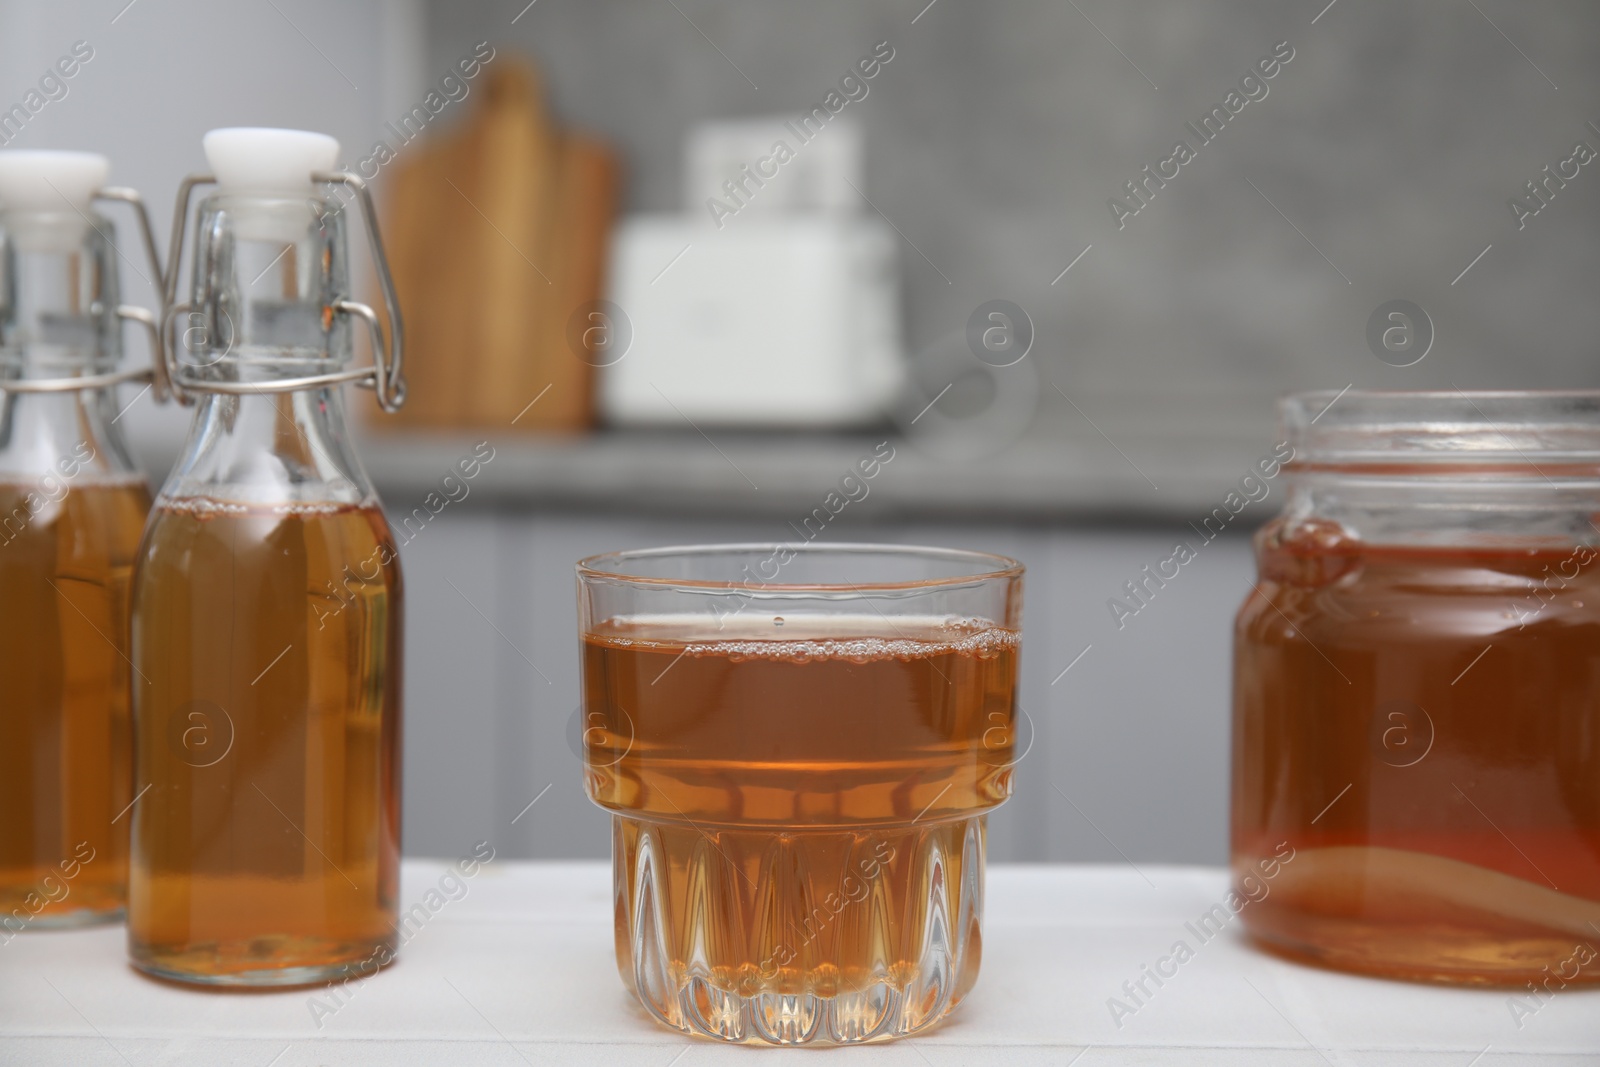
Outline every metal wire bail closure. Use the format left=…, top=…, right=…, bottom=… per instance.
left=1, top=187, right=170, bottom=402
left=160, top=171, right=406, bottom=412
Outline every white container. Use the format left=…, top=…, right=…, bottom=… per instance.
left=684, top=117, right=863, bottom=217
left=601, top=214, right=902, bottom=427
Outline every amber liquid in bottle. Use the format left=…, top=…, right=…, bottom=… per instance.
left=128, top=500, right=402, bottom=984
left=583, top=614, right=1018, bottom=1042
left=1234, top=519, right=1600, bottom=985
left=0, top=478, right=150, bottom=927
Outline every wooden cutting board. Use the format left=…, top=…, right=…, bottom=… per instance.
left=378, top=57, right=617, bottom=432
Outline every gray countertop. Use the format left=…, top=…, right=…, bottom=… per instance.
left=350, top=423, right=1279, bottom=524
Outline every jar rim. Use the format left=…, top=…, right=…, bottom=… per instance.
left=1281, top=389, right=1600, bottom=468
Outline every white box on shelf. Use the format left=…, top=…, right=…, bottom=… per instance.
left=601, top=214, right=902, bottom=428
left=684, top=116, right=864, bottom=217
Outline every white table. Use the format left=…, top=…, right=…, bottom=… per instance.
left=2, top=860, right=1594, bottom=1065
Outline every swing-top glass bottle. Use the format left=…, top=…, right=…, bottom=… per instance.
left=127, top=128, right=407, bottom=985
left=0, top=151, right=164, bottom=930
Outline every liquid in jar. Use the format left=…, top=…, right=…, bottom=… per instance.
left=1234, top=517, right=1600, bottom=985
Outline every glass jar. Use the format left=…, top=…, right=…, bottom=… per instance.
left=576, top=544, right=1023, bottom=1045
left=127, top=129, right=406, bottom=985
left=1233, top=390, right=1600, bottom=986
left=0, top=151, right=163, bottom=931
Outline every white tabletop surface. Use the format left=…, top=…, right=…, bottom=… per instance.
left=2, top=859, right=1595, bottom=1066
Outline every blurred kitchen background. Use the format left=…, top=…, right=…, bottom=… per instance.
left=4, top=0, right=1598, bottom=865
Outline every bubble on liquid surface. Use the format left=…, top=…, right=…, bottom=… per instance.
left=158, top=497, right=361, bottom=519
left=158, top=497, right=249, bottom=517
left=682, top=619, right=1020, bottom=663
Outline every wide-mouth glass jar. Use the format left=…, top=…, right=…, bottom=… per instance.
left=1233, top=390, right=1600, bottom=986
left=576, top=543, right=1023, bottom=1045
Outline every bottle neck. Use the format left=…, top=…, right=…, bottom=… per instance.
left=1, top=215, right=120, bottom=380
left=179, top=193, right=349, bottom=383
left=159, top=387, right=374, bottom=507
left=0, top=206, right=140, bottom=485
left=163, top=191, right=382, bottom=508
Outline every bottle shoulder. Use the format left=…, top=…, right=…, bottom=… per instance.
left=0, top=389, right=145, bottom=483
left=157, top=390, right=379, bottom=507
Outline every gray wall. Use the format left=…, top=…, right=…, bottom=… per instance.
left=424, top=0, right=1600, bottom=447
left=395, top=507, right=1253, bottom=865
left=0, top=0, right=425, bottom=461
left=386, top=0, right=1600, bottom=862
left=7, top=2, right=1598, bottom=865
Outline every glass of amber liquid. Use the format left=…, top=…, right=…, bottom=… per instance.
left=127, top=129, right=405, bottom=985
left=1234, top=390, right=1600, bottom=987
left=578, top=544, right=1023, bottom=1045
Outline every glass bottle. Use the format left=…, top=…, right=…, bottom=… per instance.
left=0, top=152, right=164, bottom=931
left=127, top=128, right=407, bottom=985
left=1233, top=390, right=1600, bottom=986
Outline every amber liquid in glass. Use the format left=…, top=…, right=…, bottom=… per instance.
left=1234, top=520, right=1600, bottom=985
left=582, top=614, right=1019, bottom=1042
left=128, top=500, right=402, bottom=984
left=0, top=479, right=149, bottom=928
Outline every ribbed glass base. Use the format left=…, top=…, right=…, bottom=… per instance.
left=613, top=814, right=986, bottom=1045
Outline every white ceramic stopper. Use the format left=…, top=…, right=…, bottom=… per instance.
left=203, top=127, right=339, bottom=194
left=0, top=150, right=109, bottom=213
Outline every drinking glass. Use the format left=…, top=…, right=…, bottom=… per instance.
left=577, top=543, right=1023, bottom=1045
